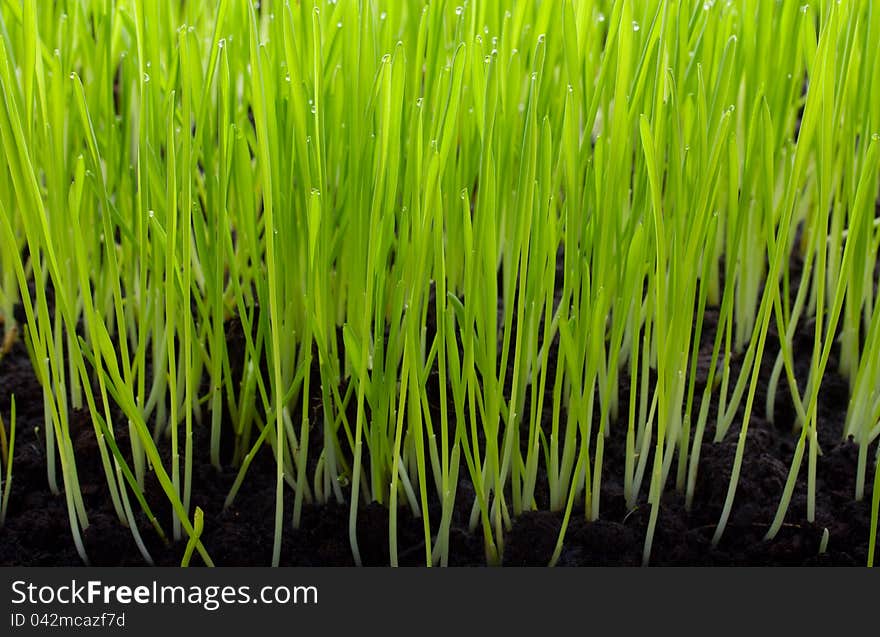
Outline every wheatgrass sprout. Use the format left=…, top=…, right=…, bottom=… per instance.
left=0, top=0, right=878, bottom=567
left=0, top=395, right=14, bottom=526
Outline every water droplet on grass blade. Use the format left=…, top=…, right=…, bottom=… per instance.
left=632, top=21, right=640, bottom=31
left=455, top=6, right=463, bottom=16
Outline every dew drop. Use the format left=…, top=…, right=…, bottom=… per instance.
left=597, top=12, right=606, bottom=23
left=311, top=187, right=321, bottom=196
left=416, top=97, right=424, bottom=107
left=380, top=11, right=387, bottom=20
left=144, top=72, right=150, bottom=82
left=632, top=21, right=640, bottom=31
left=337, top=21, right=343, bottom=28
left=872, top=133, right=880, bottom=141
left=455, top=6, right=463, bottom=16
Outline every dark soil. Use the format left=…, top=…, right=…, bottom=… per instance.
left=0, top=257, right=877, bottom=566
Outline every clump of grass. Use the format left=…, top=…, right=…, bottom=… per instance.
left=0, top=0, right=878, bottom=566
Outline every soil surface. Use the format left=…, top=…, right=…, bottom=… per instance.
left=0, top=254, right=876, bottom=566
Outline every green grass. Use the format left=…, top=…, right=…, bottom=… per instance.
left=0, top=0, right=879, bottom=566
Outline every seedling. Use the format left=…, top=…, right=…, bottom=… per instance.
left=0, top=0, right=877, bottom=566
